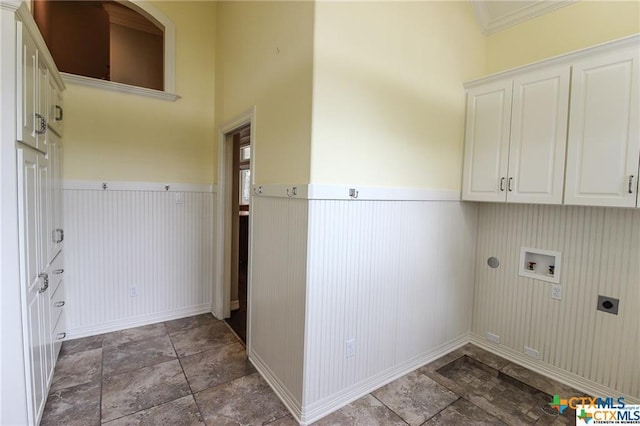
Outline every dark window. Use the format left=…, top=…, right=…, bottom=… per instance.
left=33, top=0, right=164, bottom=91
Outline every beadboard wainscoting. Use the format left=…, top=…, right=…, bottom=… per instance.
left=300, top=200, right=478, bottom=423
left=472, top=203, right=640, bottom=401
left=248, top=196, right=308, bottom=416
left=63, top=183, right=215, bottom=338
left=244, top=188, right=478, bottom=424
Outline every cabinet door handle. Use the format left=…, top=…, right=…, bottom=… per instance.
left=54, top=301, right=65, bottom=308
left=35, top=113, right=47, bottom=135
left=499, top=177, right=505, bottom=192
left=53, top=269, right=64, bottom=275
left=38, top=273, right=49, bottom=293
left=55, top=105, right=63, bottom=121
left=508, top=177, right=513, bottom=192
left=55, top=228, right=64, bottom=243
left=629, top=175, right=635, bottom=194
left=56, top=332, right=66, bottom=340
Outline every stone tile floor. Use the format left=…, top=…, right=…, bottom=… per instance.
left=42, top=314, right=582, bottom=425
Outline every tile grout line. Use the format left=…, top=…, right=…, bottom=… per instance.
left=369, top=392, right=411, bottom=425
left=417, top=396, right=464, bottom=426
left=167, top=320, right=225, bottom=426
left=167, top=319, right=210, bottom=425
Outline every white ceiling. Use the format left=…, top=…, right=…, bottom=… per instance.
left=471, top=0, right=575, bottom=35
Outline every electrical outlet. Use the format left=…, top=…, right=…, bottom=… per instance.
left=551, top=284, right=562, bottom=300
left=486, top=332, right=500, bottom=344
left=345, top=339, right=355, bottom=358
left=129, top=286, right=138, bottom=297
left=524, top=346, right=541, bottom=359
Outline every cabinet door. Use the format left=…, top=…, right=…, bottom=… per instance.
left=48, top=80, right=64, bottom=137
left=17, top=148, right=47, bottom=424
left=37, top=55, right=49, bottom=151
left=507, top=65, right=570, bottom=204
left=17, top=21, right=38, bottom=149
left=462, top=80, right=513, bottom=202
left=38, top=152, right=52, bottom=269
left=49, top=135, right=64, bottom=254
left=565, top=48, right=640, bottom=207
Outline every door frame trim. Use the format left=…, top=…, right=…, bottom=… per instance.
left=214, top=107, right=256, bottom=323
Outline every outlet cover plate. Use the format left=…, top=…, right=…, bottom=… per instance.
left=486, top=332, right=500, bottom=344
left=524, top=346, right=541, bottom=359
left=345, top=339, right=355, bottom=358
left=597, top=295, right=619, bottom=315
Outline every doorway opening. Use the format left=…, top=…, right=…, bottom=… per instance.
left=224, top=125, right=250, bottom=343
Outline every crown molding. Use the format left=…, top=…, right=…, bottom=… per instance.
left=472, top=0, right=576, bottom=35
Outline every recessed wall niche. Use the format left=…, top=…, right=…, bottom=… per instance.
left=519, top=247, right=561, bottom=284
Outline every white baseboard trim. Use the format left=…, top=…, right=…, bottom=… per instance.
left=63, top=179, right=215, bottom=193
left=65, top=304, right=213, bottom=339
left=469, top=334, right=640, bottom=404
left=230, top=300, right=240, bottom=311
left=249, top=339, right=475, bottom=425
left=299, top=334, right=470, bottom=425
left=253, top=332, right=639, bottom=424
left=248, top=348, right=303, bottom=421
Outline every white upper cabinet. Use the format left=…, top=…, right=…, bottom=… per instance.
left=462, top=65, right=570, bottom=204
left=17, top=21, right=38, bottom=149
left=463, top=35, right=639, bottom=208
left=17, top=21, right=51, bottom=153
left=564, top=47, right=640, bottom=207
left=507, top=66, right=570, bottom=204
left=462, top=80, right=512, bottom=202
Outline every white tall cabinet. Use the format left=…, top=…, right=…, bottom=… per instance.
left=1, top=2, right=66, bottom=425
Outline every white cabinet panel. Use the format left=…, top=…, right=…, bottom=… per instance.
left=48, top=133, right=63, bottom=257
left=38, top=56, right=48, bottom=150
left=48, top=79, right=64, bottom=137
left=462, top=80, right=512, bottom=202
left=507, top=66, right=570, bottom=204
left=26, top=294, right=46, bottom=424
left=17, top=21, right=38, bottom=149
left=565, top=48, right=640, bottom=207
left=462, top=66, right=569, bottom=205
left=38, top=152, right=51, bottom=270
left=17, top=21, right=49, bottom=153
left=18, top=147, right=48, bottom=424
left=17, top=148, right=39, bottom=295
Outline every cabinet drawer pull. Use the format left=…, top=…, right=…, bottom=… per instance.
left=55, top=105, right=63, bottom=121
left=499, top=177, right=505, bottom=192
left=38, top=273, right=49, bottom=293
left=508, top=177, right=513, bottom=192
left=629, top=175, right=634, bottom=194
left=54, top=301, right=65, bottom=308
left=53, top=269, right=64, bottom=274
left=55, top=228, right=64, bottom=243
left=35, top=113, right=47, bottom=135
left=56, top=332, right=66, bottom=340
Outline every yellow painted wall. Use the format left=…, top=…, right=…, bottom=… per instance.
left=215, top=1, right=314, bottom=185
left=486, top=1, right=640, bottom=74
left=62, top=1, right=216, bottom=184
left=310, top=1, right=485, bottom=190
